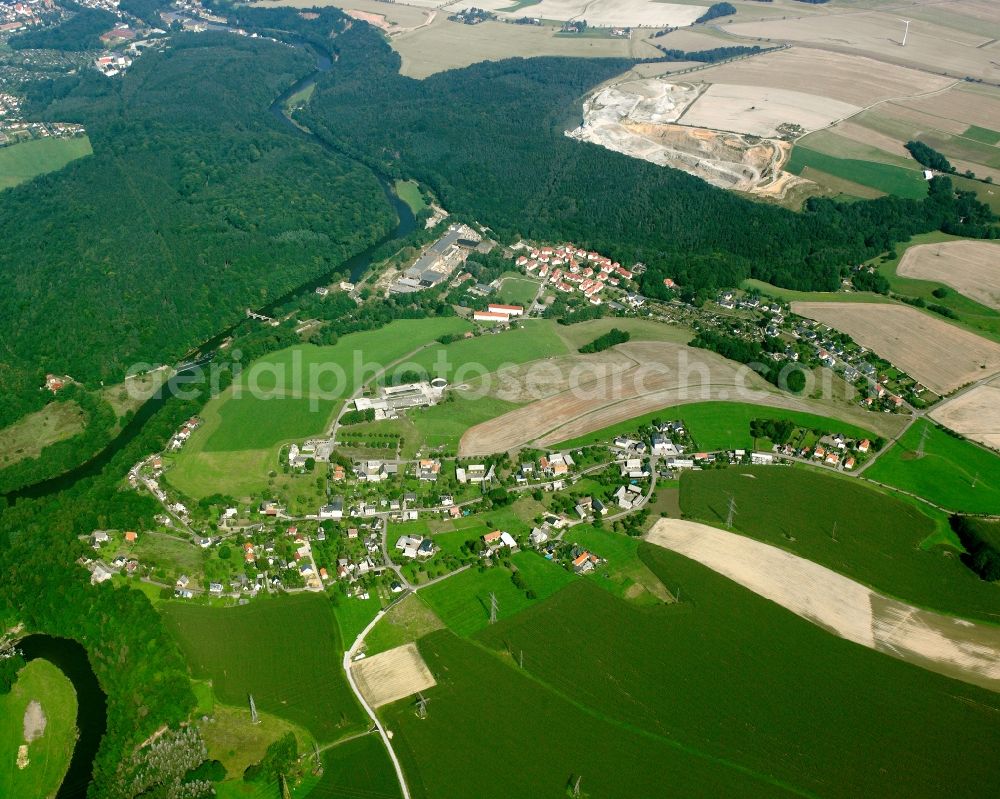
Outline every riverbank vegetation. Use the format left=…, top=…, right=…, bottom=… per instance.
left=0, top=30, right=394, bottom=428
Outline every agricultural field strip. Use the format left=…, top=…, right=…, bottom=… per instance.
left=459, top=339, right=894, bottom=453
left=352, top=643, right=436, bottom=708
left=929, top=377, right=1000, bottom=452
left=896, top=240, right=1000, bottom=311
left=646, top=519, right=1000, bottom=692
left=790, top=301, right=1000, bottom=396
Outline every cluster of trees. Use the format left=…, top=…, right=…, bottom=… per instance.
left=695, top=3, right=737, bottom=24
left=339, top=408, right=377, bottom=426
left=654, top=45, right=767, bottom=63
left=749, top=417, right=797, bottom=445
left=851, top=268, right=890, bottom=294
left=950, top=515, right=1000, bottom=582
left=244, top=732, right=298, bottom=783
left=9, top=2, right=116, bottom=51
left=0, top=652, right=26, bottom=694
left=0, top=31, right=394, bottom=428
left=579, top=327, right=630, bottom=353
left=690, top=330, right=806, bottom=392
left=905, top=140, right=954, bottom=173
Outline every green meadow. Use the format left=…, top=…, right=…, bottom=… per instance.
left=787, top=144, right=929, bottom=199
left=866, top=420, right=1000, bottom=515
left=309, top=734, right=402, bottom=799
left=680, top=467, right=1000, bottom=621
left=0, top=136, right=92, bottom=190
left=555, top=400, right=881, bottom=451
left=0, top=659, right=77, bottom=799
left=394, top=179, right=427, bottom=214
left=470, top=550, right=1000, bottom=798
left=162, top=594, right=366, bottom=743
left=495, top=275, right=539, bottom=307
left=404, top=319, right=568, bottom=381
left=418, top=551, right=575, bottom=636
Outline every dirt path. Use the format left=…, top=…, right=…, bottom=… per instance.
left=646, top=518, right=1000, bottom=692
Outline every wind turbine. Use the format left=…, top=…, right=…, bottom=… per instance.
left=898, top=19, right=911, bottom=47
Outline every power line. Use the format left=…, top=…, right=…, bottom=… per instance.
left=489, top=592, right=498, bottom=625
left=416, top=692, right=429, bottom=719
left=248, top=693, right=259, bottom=725
left=726, top=494, right=737, bottom=529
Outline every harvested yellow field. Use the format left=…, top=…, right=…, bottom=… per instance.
left=646, top=518, right=1000, bottom=692
left=459, top=340, right=898, bottom=454
left=930, top=379, right=1000, bottom=452
left=261, top=0, right=430, bottom=29
left=899, top=84, right=1000, bottom=132
left=897, top=240, right=1000, bottom=311
left=392, top=17, right=657, bottom=78
left=688, top=48, right=952, bottom=107
left=726, top=12, right=999, bottom=82
left=790, top=302, right=1000, bottom=395
left=351, top=643, right=436, bottom=708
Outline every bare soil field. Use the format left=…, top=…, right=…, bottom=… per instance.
left=897, top=240, right=1000, bottom=311
left=930, top=379, right=1000, bottom=452
left=726, top=12, right=999, bottom=82
left=646, top=518, right=1000, bottom=692
left=790, top=302, right=1000, bottom=395
left=680, top=82, right=859, bottom=138
left=688, top=48, right=951, bottom=107
left=351, top=643, right=436, bottom=708
left=459, top=340, right=898, bottom=454
left=899, top=84, right=1000, bottom=134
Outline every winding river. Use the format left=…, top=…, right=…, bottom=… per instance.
left=18, top=635, right=107, bottom=799
left=6, top=38, right=416, bottom=796
left=3, top=43, right=415, bottom=505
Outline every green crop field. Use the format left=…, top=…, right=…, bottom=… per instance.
left=309, top=734, right=402, bottom=799
left=168, top=318, right=472, bottom=497
left=203, top=394, right=337, bottom=452
left=405, top=319, right=568, bottom=381
left=0, top=659, right=77, bottom=799
left=919, top=131, right=1000, bottom=170
left=472, top=551, right=1000, bottom=798
left=394, top=179, right=427, bottom=214
left=406, top=393, right=520, bottom=452
left=552, top=316, right=691, bottom=349
left=787, top=145, right=929, bottom=199
left=866, top=421, right=1000, bottom=515
left=680, top=466, right=1000, bottom=621
left=963, top=125, right=1000, bottom=145
left=0, top=136, right=92, bottom=190
left=364, top=594, right=444, bottom=657
left=418, top=551, right=575, bottom=636
left=162, top=594, right=366, bottom=743
left=383, top=629, right=794, bottom=799
left=243, top=318, right=472, bottom=395
left=495, top=275, right=539, bottom=307
left=555, top=400, right=880, bottom=451
left=332, top=593, right=383, bottom=648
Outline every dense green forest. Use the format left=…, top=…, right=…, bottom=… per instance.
left=0, top=29, right=394, bottom=427
left=906, top=140, right=955, bottom=173
left=9, top=2, right=116, bottom=51
left=291, top=13, right=995, bottom=303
